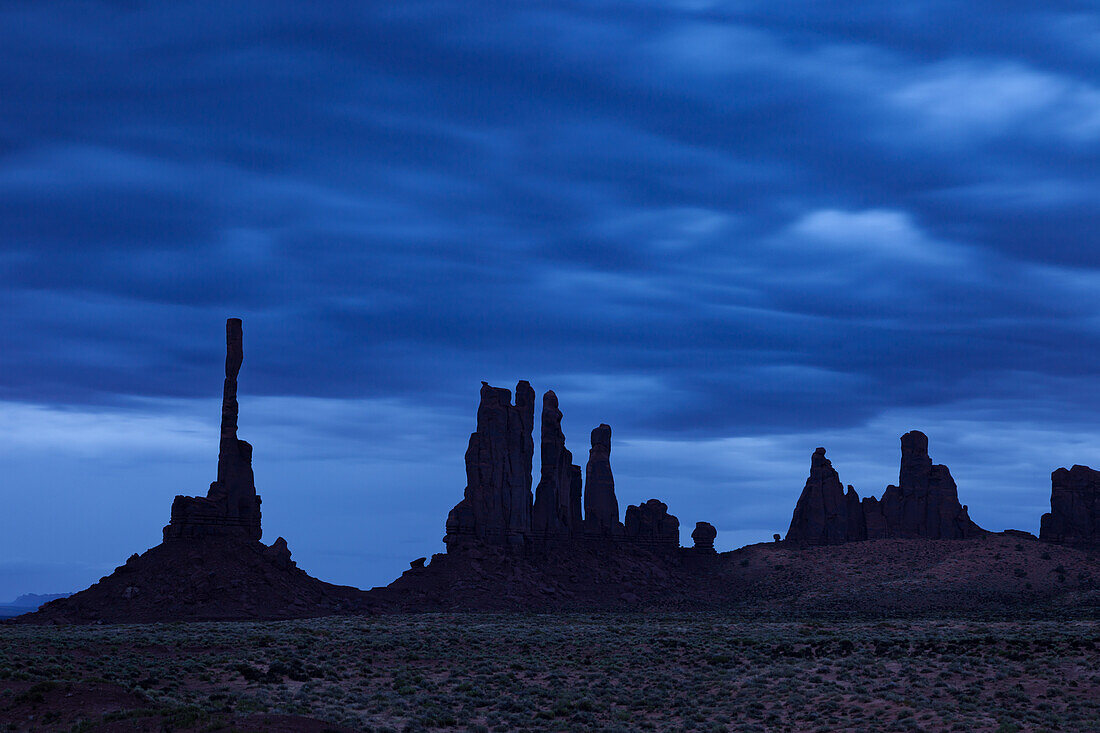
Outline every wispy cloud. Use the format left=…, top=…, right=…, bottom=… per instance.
left=2, top=0, right=1100, bottom=596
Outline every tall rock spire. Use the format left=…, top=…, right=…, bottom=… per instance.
left=876, top=431, right=982, bottom=539
left=445, top=381, right=535, bottom=551
left=532, top=390, right=581, bottom=541
left=512, top=381, right=535, bottom=539
left=209, top=318, right=256, bottom=522
left=164, top=318, right=262, bottom=542
left=583, top=424, right=622, bottom=537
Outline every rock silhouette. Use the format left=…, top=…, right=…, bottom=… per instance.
left=786, top=448, right=861, bottom=545
left=531, top=391, right=582, bottom=542
left=624, top=499, right=680, bottom=549
left=22, top=319, right=365, bottom=624
left=27, top=327, right=1100, bottom=624
left=786, top=434, right=985, bottom=544
left=876, top=431, right=983, bottom=540
left=691, top=522, right=717, bottom=553
left=583, top=424, right=623, bottom=537
left=1040, top=465, right=1100, bottom=546
left=445, top=384, right=682, bottom=555
left=861, top=496, right=888, bottom=539
left=445, top=381, right=536, bottom=552
left=164, top=319, right=262, bottom=542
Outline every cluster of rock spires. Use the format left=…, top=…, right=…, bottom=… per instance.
left=785, top=432, right=984, bottom=545
left=443, top=378, right=1100, bottom=557
left=783, top=431, right=1100, bottom=549
left=18, top=317, right=1100, bottom=625
left=445, top=382, right=686, bottom=554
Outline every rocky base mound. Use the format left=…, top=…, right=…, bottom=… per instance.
left=18, top=538, right=365, bottom=624
left=722, top=534, right=1100, bottom=615
left=13, top=534, right=1100, bottom=623
left=373, top=534, right=1100, bottom=615
left=373, top=542, right=704, bottom=612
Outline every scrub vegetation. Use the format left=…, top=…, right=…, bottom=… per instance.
left=2, top=614, right=1099, bottom=731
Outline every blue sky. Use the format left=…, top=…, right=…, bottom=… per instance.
left=2, top=1, right=1100, bottom=598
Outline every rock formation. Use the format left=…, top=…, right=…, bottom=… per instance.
left=691, top=521, right=717, bottom=553
left=583, top=424, right=623, bottom=537
left=861, top=496, right=888, bottom=539
left=531, top=391, right=582, bottom=541
left=23, top=318, right=367, bottom=624
left=786, top=448, right=863, bottom=545
left=445, top=384, right=688, bottom=553
left=624, top=499, right=680, bottom=549
left=164, top=319, right=262, bottom=542
left=1040, top=465, right=1100, bottom=545
left=785, top=434, right=984, bottom=544
left=568, top=465, right=583, bottom=529
left=445, top=381, right=536, bottom=551
left=875, top=431, right=983, bottom=539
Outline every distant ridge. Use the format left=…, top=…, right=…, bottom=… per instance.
left=5, top=593, right=71, bottom=608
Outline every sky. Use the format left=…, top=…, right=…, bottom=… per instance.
left=2, top=1, right=1100, bottom=599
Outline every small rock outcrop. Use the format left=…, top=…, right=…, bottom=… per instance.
left=583, top=424, right=623, bottom=537
left=532, top=391, right=582, bottom=542
left=445, top=381, right=536, bottom=551
left=861, top=496, right=888, bottom=539
left=1040, top=465, right=1100, bottom=546
left=691, top=522, right=717, bottom=553
left=624, top=499, right=680, bottom=550
left=875, top=431, right=983, bottom=539
left=786, top=448, right=862, bottom=545
left=164, top=319, right=262, bottom=542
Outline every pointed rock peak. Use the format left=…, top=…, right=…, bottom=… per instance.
left=532, top=387, right=574, bottom=540
left=786, top=444, right=857, bottom=545
left=592, top=424, right=612, bottom=452
left=515, top=381, right=535, bottom=419
left=845, top=484, right=859, bottom=499
left=225, top=318, right=243, bottom=379
left=584, top=423, right=620, bottom=537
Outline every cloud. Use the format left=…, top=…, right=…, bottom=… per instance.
left=2, top=0, right=1100, bottom=596
left=787, top=209, right=964, bottom=266
left=888, top=61, right=1100, bottom=143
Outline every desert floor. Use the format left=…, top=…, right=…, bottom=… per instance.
left=2, top=613, right=1098, bottom=732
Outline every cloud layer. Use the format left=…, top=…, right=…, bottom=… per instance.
left=2, top=1, right=1099, bottom=597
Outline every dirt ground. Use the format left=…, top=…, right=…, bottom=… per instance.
left=2, top=613, right=1098, bottom=732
